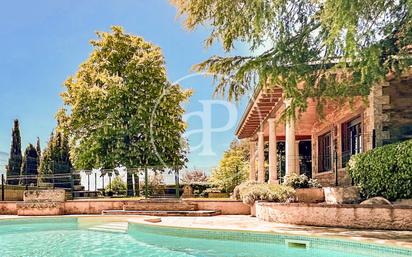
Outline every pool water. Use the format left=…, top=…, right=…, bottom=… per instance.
left=0, top=218, right=410, bottom=257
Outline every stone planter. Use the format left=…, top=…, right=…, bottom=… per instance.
left=295, top=188, right=325, bottom=203
left=17, top=189, right=66, bottom=216
left=23, top=189, right=66, bottom=202
left=324, top=186, right=360, bottom=204
left=251, top=202, right=256, bottom=217
left=17, top=202, right=64, bottom=216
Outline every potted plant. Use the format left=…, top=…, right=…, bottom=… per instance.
left=283, top=174, right=324, bottom=203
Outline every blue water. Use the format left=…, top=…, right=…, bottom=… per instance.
left=0, top=218, right=410, bottom=257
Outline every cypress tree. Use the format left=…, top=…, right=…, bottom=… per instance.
left=39, top=131, right=76, bottom=188
left=6, top=119, right=22, bottom=185
left=39, top=132, right=54, bottom=186
left=21, top=144, right=39, bottom=186
left=36, top=137, right=41, bottom=163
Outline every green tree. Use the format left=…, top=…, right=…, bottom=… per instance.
left=172, top=0, right=412, bottom=117
left=21, top=144, right=39, bottom=186
left=6, top=119, right=22, bottom=185
left=209, top=140, right=249, bottom=193
left=39, top=131, right=74, bottom=188
left=58, top=26, right=190, bottom=196
left=36, top=137, right=41, bottom=165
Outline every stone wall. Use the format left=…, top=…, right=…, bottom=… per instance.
left=313, top=168, right=352, bottom=187
left=381, top=77, right=412, bottom=145
left=63, top=199, right=250, bottom=215
left=64, top=200, right=125, bottom=215
left=184, top=200, right=251, bottom=215
left=256, top=202, right=412, bottom=230
left=0, top=202, right=17, bottom=215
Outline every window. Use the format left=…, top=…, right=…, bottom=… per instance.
left=341, top=116, right=362, bottom=167
left=318, top=132, right=332, bottom=172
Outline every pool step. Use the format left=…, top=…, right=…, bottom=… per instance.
left=87, top=222, right=128, bottom=234
left=101, top=209, right=221, bottom=216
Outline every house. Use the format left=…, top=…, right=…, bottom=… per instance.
left=235, top=73, right=412, bottom=186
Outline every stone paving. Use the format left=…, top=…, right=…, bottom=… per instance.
left=128, top=215, right=412, bottom=249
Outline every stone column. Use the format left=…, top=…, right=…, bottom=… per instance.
left=257, top=131, right=265, bottom=183
left=249, top=141, right=256, bottom=181
left=285, top=99, right=297, bottom=175
left=268, top=118, right=278, bottom=184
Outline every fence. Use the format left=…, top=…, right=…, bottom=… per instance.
left=1, top=167, right=185, bottom=200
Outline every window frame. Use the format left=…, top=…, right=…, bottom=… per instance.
left=318, top=131, right=332, bottom=173
left=341, top=116, right=362, bottom=167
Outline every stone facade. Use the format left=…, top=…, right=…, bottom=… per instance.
left=311, top=76, right=412, bottom=186
left=237, top=75, right=412, bottom=187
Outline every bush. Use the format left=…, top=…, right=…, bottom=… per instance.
left=233, top=181, right=295, bottom=206
left=232, top=181, right=258, bottom=200
left=283, top=173, right=321, bottom=189
left=105, top=176, right=127, bottom=196
left=348, top=139, right=412, bottom=201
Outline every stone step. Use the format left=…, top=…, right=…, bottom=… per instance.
left=102, top=210, right=221, bottom=217
left=87, top=222, right=128, bottom=234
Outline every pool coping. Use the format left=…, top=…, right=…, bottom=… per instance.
left=125, top=216, right=412, bottom=250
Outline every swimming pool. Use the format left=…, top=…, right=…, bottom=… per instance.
left=0, top=217, right=410, bottom=257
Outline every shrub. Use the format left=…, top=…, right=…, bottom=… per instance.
left=283, top=173, right=321, bottom=189
left=105, top=176, right=127, bottom=196
left=233, top=181, right=295, bottom=206
left=348, top=139, right=412, bottom=201
left=232, top=181, right=258, bottom=200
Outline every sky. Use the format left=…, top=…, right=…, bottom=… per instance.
left=0, top=0, right=250, bottom=175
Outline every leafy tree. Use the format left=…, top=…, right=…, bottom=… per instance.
left=209, top=140, right=249, bottom=193
left=20, top=144, right=39, bottom=186
left=181, top=168, right=209, bottom=184
left=105, top=176, right=127, bottom=196
left=6, top=119, right=22, bottom=185
left=58, top=26, right=190, bottom=197
left=172, top=0, right=412, bottom=117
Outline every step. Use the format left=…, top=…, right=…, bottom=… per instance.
left=102, top=210, right=221, bottom=217
left=87, top=222, right=128, bottom=234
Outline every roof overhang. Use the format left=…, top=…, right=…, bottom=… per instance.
left=235, top=87, right=283, bottom=139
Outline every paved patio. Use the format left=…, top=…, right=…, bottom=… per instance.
left=1, top=214, right=412, bottom=249
left=128, top=215, right=412, bottom=249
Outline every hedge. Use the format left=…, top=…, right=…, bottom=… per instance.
left=348, top=139, right=412, bottom=201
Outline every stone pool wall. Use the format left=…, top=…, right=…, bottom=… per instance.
left=256, top=202, right=412, bottom=230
